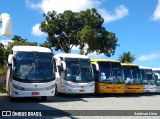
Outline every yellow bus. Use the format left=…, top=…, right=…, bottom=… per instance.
left=121, top=63, right=143, bottom=93
left=91, top=59, right=126, bottom=94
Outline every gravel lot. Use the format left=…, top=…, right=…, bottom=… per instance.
left=0, top=93, right=160, bottom=119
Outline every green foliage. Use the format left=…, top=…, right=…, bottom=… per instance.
left=40, top=8, right=118, bottom=57
left=118, top=52, right=136, bottom=63
left=4, top=35, right=38, bottom=60
left=0, top=66, right=7, bottom=75
left=0, top=43, right=5, bottom=66
left=0, top=84, right=6, bottom=93
left=0, top=35, right=38, bottom=75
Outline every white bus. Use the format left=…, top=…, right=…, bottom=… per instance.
left=6, top=46, right=56, bottom=100
left=139, top=66, right=157, bottom=93
left=152, top=68, right=160, bottom=79
left=54, top=53, right=94, bottom=94
left=152, top=68, right=160, bottom=92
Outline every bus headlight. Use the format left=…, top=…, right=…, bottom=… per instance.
left=100, top=86, right=107, bottom=89
left=46, top=84, right=55, bottom=90
left=66, top=82, right=76, bottom=88
left=13, top=84, right=25, bottom=91
left=88, top=82, right=94, bottom=87
left=121, top=86, right=126, bottom=89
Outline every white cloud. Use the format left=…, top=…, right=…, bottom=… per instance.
left=0, top=39, right=13, bottom=46
left=87, top=52, right=106, bottom=59
left=26, top=0, right=100, bottom=14
left=71, top=44, right=106, bottom=58
left=152, top=0, right=160, bottom=21
left=137, top=52, right=160, bottom=61
left=99, top=5, right=129, bottom=23
left=71, top=45, right=79, bottom=51
left=0, top=28, right=2, bottom=35
left=31, top=23, right=46, bottom=36
left=26, top=0, right=128, bottom=23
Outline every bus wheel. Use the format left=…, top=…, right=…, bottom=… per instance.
left=55, top=85, right=59, bottom=96
left=41, top=96, right=47, bottom=101
left=10, top=97, right=17, bottom=102
left=8, top=84, right=11, bottom=95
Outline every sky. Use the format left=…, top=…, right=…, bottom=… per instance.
left=0, top=0, right=160, bottom=68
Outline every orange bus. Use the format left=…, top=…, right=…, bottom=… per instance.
left=121, top=63, right=143, bottom=93
left=91, top=59, right=126, bottom=94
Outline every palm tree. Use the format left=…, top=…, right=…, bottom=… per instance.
left=118, top=51, right=136, bottom=63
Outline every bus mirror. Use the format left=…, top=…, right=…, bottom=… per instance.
left=8, top=54, right=13, bottom=65
left=0, top=13, right=12, bottom=37
left=56, top=57, right=61, bottom=66
left=91, top=62, right=99, bottom=71
left=61, top=61, right=66, bottom=70
left=157, top=79, right=160, bottom=85
left=155, top=73, right=159, bottom=80
left=143, top=80, right=148, bottom=84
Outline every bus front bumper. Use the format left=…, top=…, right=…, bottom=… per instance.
left=64, top=86, right=94, bottom=94
left=10, top=87, right=55, bottom=97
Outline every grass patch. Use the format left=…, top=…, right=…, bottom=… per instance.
left=0, top=66, right=7, bottom=75
left=0, top=84, right=6, bottom=93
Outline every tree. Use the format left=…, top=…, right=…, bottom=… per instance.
left=0, top=43, right=5, bottom=66
left=40, top=8, right=118, bottom=57
left=118, top=52, right=136, bottom=63
left=4, top=35, right=38, bottom=61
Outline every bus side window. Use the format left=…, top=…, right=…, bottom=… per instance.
left=92, top=64, right=98, bottom=82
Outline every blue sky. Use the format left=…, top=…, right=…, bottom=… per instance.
left=0, top=0, right=160, bottom=68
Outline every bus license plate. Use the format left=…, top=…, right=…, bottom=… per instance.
left=112, top=90, right=116, bottom=93
left=32, top=92, right=39, bottom=95
left=146, top=90, right=150, bottom=92
left=79, top=89, right=85, bottom=92
left=132, top=90, right=136, bottom=92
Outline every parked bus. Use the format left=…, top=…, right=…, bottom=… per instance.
left=152, top=68, right=160, bottom=92
left=152, top=68, right=160, bottom=79
left=6, top=46, right=56, bottom=100
left=54, top=53, right=94, bottom=94
left=91, top=59, right=125, bottom=94
left=121, top=63, right=143, bottom=93
left=139, top=66, right=157, bottom=93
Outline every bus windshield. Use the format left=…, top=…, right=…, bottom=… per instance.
left=140, top=69, right=155, bottom=85
left=65, top=58, right=94, bottom=82
left=122, top=66, right=142, bottom=85
left=13, top=52, right=54, bottom=82
left=98, top=62, right=124, bottom=84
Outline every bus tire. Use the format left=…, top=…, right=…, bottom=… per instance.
left=55, top=85, right=59, bottom=96
left=41, top=96, right=47, bottom=101
left=6, top=84, right=9, bottom=94
left=8, top=84, right=11, bottom=95
left=10, top=97, right=17, bottom=102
